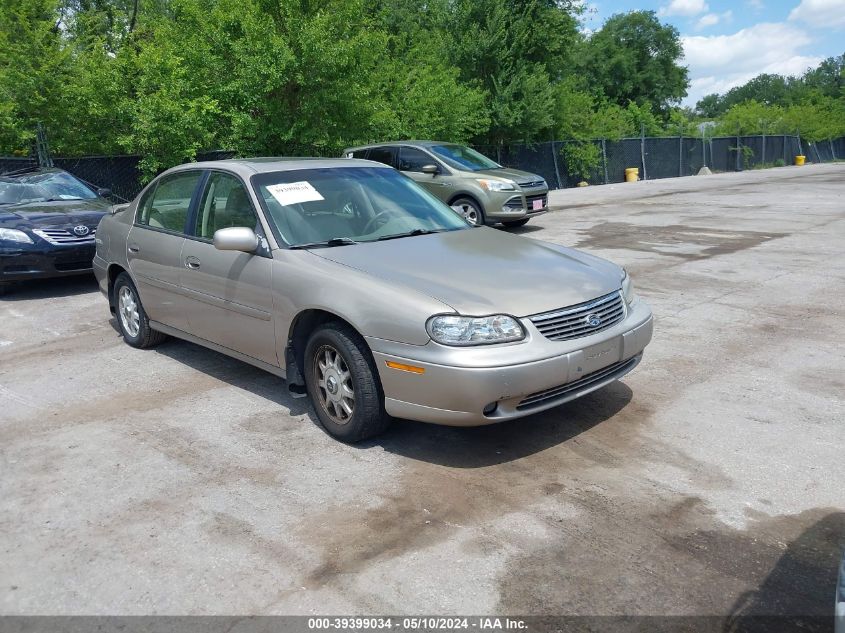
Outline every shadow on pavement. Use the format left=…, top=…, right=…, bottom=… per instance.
left=147, top=330, right=636, bottom=468
left=372, top=380, right=634, bottom=468
left=724, top=511, right=845, bottom=633
left=0, top=274, right=98, bottom=301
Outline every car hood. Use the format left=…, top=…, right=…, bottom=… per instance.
left=0, top=199, right=110, bottom=230
left=312, top=228, right=622, bottom=317
left=473, top=167, right=545, bottom=186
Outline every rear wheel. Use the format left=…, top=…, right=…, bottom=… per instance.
left=502, top=218, right=530, bottom=228
left=113, top=272, right=166, bottom=349
left=451, top=197, right=485, bottom=226
left=304, top=322, right=391, bottom=442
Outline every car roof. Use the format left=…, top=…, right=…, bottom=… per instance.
left=168, top=157, right=392, bottom=177
left=343, top=141, right=456, bottom=152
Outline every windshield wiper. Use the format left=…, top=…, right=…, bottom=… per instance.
left=375, top=228, right=446, bottom=242
left=289, top=237, right=358, bottom=250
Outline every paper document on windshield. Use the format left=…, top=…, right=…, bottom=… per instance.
left=266, top=181, right=325, bottom=206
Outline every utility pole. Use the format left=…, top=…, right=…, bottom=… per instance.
left=35, top=122, right=53, bottom=168
left=640, top=123, right=647, bottom=181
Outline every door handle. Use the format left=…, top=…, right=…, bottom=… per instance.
left=128, top=244, right=140, bottom=253
left=184, top=256, right=201, bottom=269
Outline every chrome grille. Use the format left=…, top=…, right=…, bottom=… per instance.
left=518, top=179, right=545, bottom=188
left=529, top=291, right=624, bottom=341
left=517, top=356, right=638, bottom=411
left=32, top=227, right=96, bottom=245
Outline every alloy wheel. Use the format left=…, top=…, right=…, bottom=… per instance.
left=118, top=285, right=140, bottom=338
left=314, top=345, right=355, bottom=425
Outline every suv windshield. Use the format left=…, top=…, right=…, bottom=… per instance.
left=253, top=167, right=469, bottom=248
left=0, top=172, right=98, bottom=206
left=429, top=144, right=501, bottom=172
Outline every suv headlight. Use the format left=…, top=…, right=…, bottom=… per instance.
left=0, top=228, right=33, bottom=244
left=477, top=179, right=516, bottom=192
left=621, top=269, right=636, bottom=305
left=427, top=314, right=525, bottom=346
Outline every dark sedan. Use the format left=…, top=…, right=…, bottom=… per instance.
left=0, top=167, right=112, bottom=294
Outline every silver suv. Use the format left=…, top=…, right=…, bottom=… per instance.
left=343, top=141, right=549, bottom=227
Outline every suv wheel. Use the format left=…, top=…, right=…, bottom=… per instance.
left=304, top=322, right=391, bottom=442
left=452, top=197, right=485, bottom=226
left=113, top=272, right=167, bottom=349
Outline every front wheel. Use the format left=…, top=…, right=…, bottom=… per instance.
left=304, top=322, right=391, bottom=442
left=502, top=218, right=530, bottom=228
left=113, top=272, right=167, bottom=349
left=451, top=197, right=485, bottom=226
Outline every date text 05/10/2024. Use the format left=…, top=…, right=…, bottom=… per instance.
left=307, top=617, right=528, bottom=631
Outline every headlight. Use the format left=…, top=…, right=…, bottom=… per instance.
left=427, top=314, right=526, bottom=346
left=621, top=270, right=636, bottom=305
left=477, top=179, right=516, bottom=192
left=0, top=228, right=33, bottom=244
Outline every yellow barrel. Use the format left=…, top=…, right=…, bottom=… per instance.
left=625, top=167, right=639, bottom=182
left=794, top=155, right=806, bottom=166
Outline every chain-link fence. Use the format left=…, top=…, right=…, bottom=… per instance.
left=477, top=134, right=842, bottom=190
left=1, top=134, right=842, bottom=197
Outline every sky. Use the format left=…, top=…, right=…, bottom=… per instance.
left=579, top=0, right=845, bottom=107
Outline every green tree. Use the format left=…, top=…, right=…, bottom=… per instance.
left=783, top=95, right=845, bottom=141
left=440, top=0, right=581, bottom=144
left=718, top=74, right=793, bottom=110
left=716, top=100, right=784, bottom=136
left=695, top=94, right=723, bottom=118
left=579, top=11, right=688, bottom=115
left=0, top=0, right=69, bottom=153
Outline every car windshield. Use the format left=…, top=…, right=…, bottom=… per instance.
left=429, top=144, right=501, bottom=171
left=0, top=172, right=98, bottom=206
left=252, top=167, right=470, bottom=247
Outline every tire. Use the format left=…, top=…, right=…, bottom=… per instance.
left=304, top=322, right=391, bottom=442
left=502, top=218, right=530, bottom=228
left=451, top=197, right=485, bottom=226
left=113, top=272, right=167, bottom=349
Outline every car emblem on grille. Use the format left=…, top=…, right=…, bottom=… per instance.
left=72, top=225, right=90, bottom=236
left=584, top=313, right=602, bottom=327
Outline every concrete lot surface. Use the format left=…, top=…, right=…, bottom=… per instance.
left=1, top=164, right=843, bottom=617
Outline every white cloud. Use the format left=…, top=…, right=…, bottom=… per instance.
left=746, top=0, right=764, bottom=9
left=659, top=0, right=709, bottom=17
left=694, top=10, right=733, bottom=30
left=695, top=13, right=720, bottom=28
left=789, top=0, right=845, bottom=28
left=681, top=22, right=823, bottom=104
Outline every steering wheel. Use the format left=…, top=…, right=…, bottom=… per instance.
left=361, top=210, right=392, bottom=235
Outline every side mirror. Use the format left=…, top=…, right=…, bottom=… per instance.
left=213, top=227, right=258, bottom=253
left=421, top=164, right=439, bottom=175
left=97, top=188, right=112, bottom=198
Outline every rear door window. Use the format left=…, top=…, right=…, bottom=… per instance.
left=137, top=171, right=202, bottom=234
left=366, top=147, right=396, bottom=167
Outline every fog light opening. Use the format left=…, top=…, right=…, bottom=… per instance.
left=483, top=402, right=498, bottom=416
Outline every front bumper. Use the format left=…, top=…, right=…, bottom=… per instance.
left=369, top=299, right=653, bottom=426
left=0, top=243, right=96, bottom=282
left=483, top=188, right=550, bottom=221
